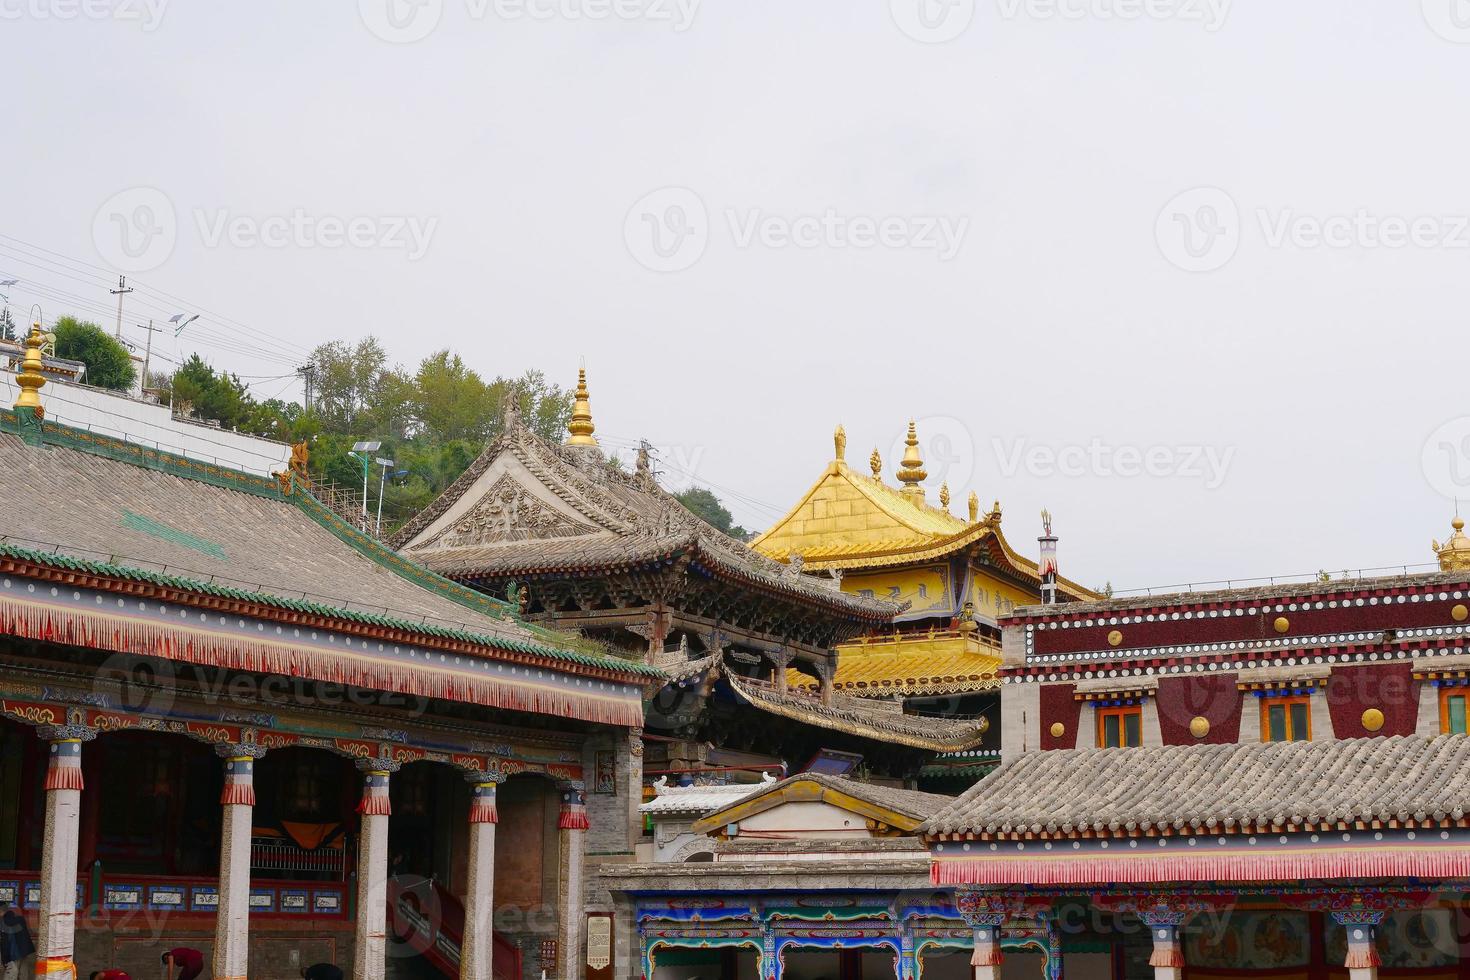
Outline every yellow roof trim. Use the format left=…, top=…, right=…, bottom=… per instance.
left=689, top=778, right=927, bottom=834
left=789, top=631, right=1003, bottom=696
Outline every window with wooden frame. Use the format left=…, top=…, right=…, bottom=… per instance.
left=1260, top=694, right=1312, bottom=743
left=1440, top=686, right=1468, bottom=735
left=1096, top=703, right=1143, bottom=748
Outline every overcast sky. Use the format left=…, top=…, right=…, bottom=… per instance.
left=5, top=0, right=1470, bottom=592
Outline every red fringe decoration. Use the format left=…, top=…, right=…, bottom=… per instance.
left=220, top=782, right=256, bottom=807
left=44, top=766, right=84, bottom=792
left=970, top=947, right=1002, bottom=967
left=1344, top=945, right=1382, bottom=969
left=558, top=809, right=590, bottom=830
left=933, top=846, right=1470, bottom=886
left=469, top=800, right=498, bottom=825
left=358, top=794, right=392, bottom=816
left=1149, top=948, right=1185, bottom=968
left=0, top=597, right=643, bottom=728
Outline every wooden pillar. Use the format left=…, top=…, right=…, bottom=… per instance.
left=556, top=782, right=588, bottom=980
left=768, top=649, right=794, bottom=694
left=957, top=892, right=1007, bottom=980
left=213, top=744, right=264, bottom=980
left=35, top=725, right=95, bottom=980
left=814, top=659, right=836, bottom=705
left=353, top=759, right=399, bottom=980
left=460, top=774, right=502, bottom=980
left=1331, top=910, right=1384, bottom=980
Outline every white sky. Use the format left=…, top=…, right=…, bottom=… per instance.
left=5, top=0, right=1470, bottom=593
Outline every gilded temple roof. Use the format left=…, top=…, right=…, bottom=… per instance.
left=786, top=629, right=1003, bottom=698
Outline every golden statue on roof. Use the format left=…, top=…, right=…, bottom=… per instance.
left=1434, top=515, right=1470, bottom=572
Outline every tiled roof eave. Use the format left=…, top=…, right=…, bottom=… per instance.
left=0, top=543, right=663, bottom=682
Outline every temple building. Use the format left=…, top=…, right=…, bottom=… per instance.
left=392, top=373, right=991, bottom=780
left=924, top=520, right=1470, bottom=979
left=751, top=424, right=1098, bottom=786
left=0, top=328, right=658, bottom=980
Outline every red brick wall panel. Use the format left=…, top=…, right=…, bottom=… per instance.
left=1155, top=675, right=1242, bottom=745
left=1326, top=663, right=1419, bottom=738
left=1040, top=683, right=1081, bottom=750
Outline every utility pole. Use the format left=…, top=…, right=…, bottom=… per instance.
left=138, top=320, right=164, bottom=396
left=110, top=276, right=133, bottom=340
left=296, top=363, right=316, bottom=412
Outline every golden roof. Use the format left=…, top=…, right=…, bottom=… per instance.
left=565, top=367, right=597, bottom=447
left=751, top=424, right=1101, bottom=599
left=787, top=629, right=1002, bottom=698
left=1434, top=516, right=1470, bottom=572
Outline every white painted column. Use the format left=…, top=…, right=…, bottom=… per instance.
left=353, top=759, right=399, bottom=980
left=556, top=782, right=588, bottom=980
left=1147, top=922, right=1184, bottom=980
left=969, top=922, right=1002, bottom=980
left=213, top=744, right=265, bottom=980
left=460, top=773, right=502, bottom=980
left=34, top=725, right=94, bottom=980
left=1332, top=911, right=1384, bottom=980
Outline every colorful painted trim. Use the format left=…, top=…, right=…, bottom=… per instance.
left=931, top=828, right=1470, bottom=886
left=0, top=576, right=646, bottom=728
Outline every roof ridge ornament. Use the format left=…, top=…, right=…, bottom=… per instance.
left=968, top=491, right=980, bottom=523
left=834, top=424, right=846, bottom=462
left=869, top=447, right=882, bottom=478
left=565, top=366, right=597, bottom=448
left=896, top=420, right=927, bottom=499
left=1433, top=513, right=1470, bottom=571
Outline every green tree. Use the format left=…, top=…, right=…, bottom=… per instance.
left=53, top=316, right=135, bottom=391
left=414, top=350, right=496, bottom=443
left=676, top=487, right=749, bottom=540
left=0, top=308, right=17, bottom=343
left=169, top=354, right=251, bottom=427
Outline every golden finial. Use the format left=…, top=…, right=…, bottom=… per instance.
left=834, top=424, right=847, bottom=462
left=939, top=482, right=951, bottom=511
left=1434, top=515, right=1470, bottom=572
left=14, top=323, right=46, bottom=414
left=896, top=421, right=926, bottom=499
left=967, top=491, right=979, bottom=522
left=989, top=500, right=1003, bottom=523
left=565, top=366, right=597, bottom=447
left=869, top=447, right=882, bottom=478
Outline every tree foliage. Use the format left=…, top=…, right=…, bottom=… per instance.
left=676, top=487, right=749, bottom=540
left=53, top=316, right=135, bottom=391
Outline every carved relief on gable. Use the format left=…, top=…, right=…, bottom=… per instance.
left=410, top=474, right=598, bottom=551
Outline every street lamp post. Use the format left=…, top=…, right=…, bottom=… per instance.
left=374, top=457, right=395, bottom=538
left=349, top=441, right=381, bottom=528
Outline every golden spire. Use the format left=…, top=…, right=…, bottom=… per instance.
left=565, top=366, right=597, bottom=447
left=834, top=424, right=847, bottom=462
left=14, top=323, right=46, bottom=413
left=896, top=420, right=926, bottom=499
left=869, top=447, right=882, bottom=478
left=968, top=491, right=979, bottom=522
left=1434, top=515, right=1470, bottom=572
left=939, top=482, right=951, bottom=511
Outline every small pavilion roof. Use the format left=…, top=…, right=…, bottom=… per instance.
left=692, top=770, right=956, bottom=834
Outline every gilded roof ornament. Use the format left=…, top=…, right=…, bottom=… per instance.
left=13, top=323, right=46, bottom=414
left=869, top=447, right=882, bottom=478
left=1433, top=515, right=1470, bottom=572
left=968, top=492, right=979, bottom=523
left=565, top=366, right=597, bottom=447
left=896, top=421, right=927, bottom=499
left=939, top=482, right=951, bottom=511
left=834, top=424, right=846, bottom=462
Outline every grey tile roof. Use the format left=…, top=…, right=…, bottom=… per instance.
left=702, top=770, right=958, bottom=826
left=393, top=418, right=899, bottom=621
left=923, top=735, right=1470, bottom=838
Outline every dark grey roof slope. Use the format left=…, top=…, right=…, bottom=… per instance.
left=924, top=735, right=1470, bottom=839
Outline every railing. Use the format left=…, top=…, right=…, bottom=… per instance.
left=837, top=627, right=1001, bottom=652
left=388, top=877, right=521, bottom=980
left=250, top=835, right=347, bottom=877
